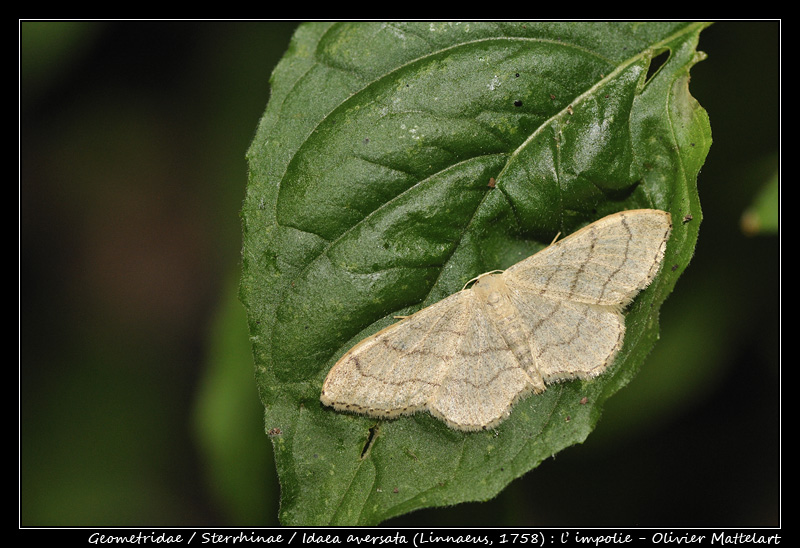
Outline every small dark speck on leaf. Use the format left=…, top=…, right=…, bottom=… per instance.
left=488, top=177, right=496, bottom=188
left=514, top=100, right=522, bottom=107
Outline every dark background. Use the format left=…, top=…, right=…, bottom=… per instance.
left=20, top=21, right=779, bottom=526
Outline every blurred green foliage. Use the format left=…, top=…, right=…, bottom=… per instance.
left=21, top=21, right=297, bottom=525
left=740, top=162, right=779, bottom=236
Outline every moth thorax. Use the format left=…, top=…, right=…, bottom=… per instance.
left=473, top=273, right=506, bottom=302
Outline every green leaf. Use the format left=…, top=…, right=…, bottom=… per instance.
left=241, top=21, right=711, bottom=525
left=741, top=163, right=779, bottom=235
left=193, top=275, right=279, bottom=525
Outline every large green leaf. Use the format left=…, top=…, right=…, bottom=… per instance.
left=241, top=21, right=711, bottom=525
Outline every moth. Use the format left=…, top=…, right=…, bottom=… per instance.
left=321, top=209, right=672, bottom=431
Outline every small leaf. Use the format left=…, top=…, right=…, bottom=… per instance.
left=741, top=165, right=779, bottom=235
left=193, top=277, right=279, bottom=524
left=241, top=21, right=711, bottom=525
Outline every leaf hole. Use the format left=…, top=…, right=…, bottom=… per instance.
left=644, top=49, right=671, bottom=86
left=360, top=423, right=380, bottom=459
